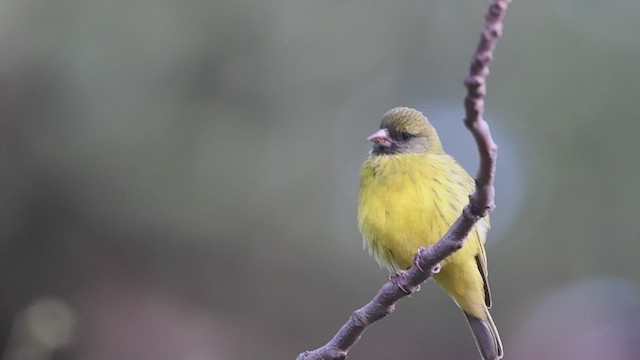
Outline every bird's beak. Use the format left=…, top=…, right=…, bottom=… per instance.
left=367, top=128, right=392, bottom=148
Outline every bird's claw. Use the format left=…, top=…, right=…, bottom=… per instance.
left=389, top=270, right=412, bottom=294
left=389, top=269, right=406, bottom=282
left=432, top=263, right=442, bottom=274
left=413, top=254, right=442, bottom=275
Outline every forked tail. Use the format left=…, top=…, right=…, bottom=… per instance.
left=464, top=310, right=503, bottom=360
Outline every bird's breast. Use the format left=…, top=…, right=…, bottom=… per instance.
left=358, top=154, right=474, bottom=270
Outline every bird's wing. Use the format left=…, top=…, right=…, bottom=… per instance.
left=464, top=171, right=492, bottom=308
left=475, top=227, right=492, bottom=308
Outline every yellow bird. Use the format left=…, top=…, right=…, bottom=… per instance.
left=358, top=107, right=503, bottom=360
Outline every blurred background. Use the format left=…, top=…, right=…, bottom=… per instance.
left=1, top=1, right=639, bottom=359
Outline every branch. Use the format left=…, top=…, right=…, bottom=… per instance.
left=296, top=1, right=510, bottom=359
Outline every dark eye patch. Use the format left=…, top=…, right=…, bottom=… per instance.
left=400, top=131, right=413, bottom=141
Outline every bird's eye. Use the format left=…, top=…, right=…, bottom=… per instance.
left=400, top=131, right=413, bottom=141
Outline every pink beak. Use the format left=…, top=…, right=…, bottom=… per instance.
left=367, top=128, right=392, bottom=148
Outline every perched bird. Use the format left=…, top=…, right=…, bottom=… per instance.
left=358, top=107, right=502, bottom=360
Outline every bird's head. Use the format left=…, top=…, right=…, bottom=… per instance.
left=368, top=107, right=443, bottom=155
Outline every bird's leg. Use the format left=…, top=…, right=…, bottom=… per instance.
left=413, top=247, right=442, bottom=274
left=389, top=269, right=405, bottom=281
left=389, top=270, right=414, bottom=294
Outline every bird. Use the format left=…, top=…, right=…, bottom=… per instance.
left=357, top=107, right=503, bottom=360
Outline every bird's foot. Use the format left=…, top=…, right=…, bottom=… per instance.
left=413, top=247, right=441, bottom=275
left=432, top=263, right=442, bottom=274
left=389, top=269, right=406, bottom=282
left=389, top=270, right=417, bottom=294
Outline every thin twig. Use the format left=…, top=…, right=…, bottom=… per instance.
left=296, top=1, right=510, bottom=359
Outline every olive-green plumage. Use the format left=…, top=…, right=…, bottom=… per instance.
left=358, top=107, right=502, bottom=360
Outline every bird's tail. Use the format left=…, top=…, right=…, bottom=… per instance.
left=464, top=310, right=503, bottom=360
